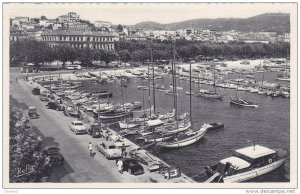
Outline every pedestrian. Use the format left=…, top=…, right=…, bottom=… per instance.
left=88, top=142, right=93, bottom=156
left=117, top=159, right=123, bottom=174
left=121, top=143, right=126, bottom=157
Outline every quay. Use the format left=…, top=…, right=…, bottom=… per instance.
left=10, top=67, right=195, bottom=183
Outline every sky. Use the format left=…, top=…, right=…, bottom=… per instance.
left=4, top=3, right=293, bottom=25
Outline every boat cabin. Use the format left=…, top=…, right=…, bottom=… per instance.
left=214, top=145, right=277, bottom=176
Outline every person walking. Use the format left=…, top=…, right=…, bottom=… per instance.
left=117, top=159, right=123, bottom=174
left=88, top=142, right=93, bottom=157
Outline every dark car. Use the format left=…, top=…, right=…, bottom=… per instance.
left=32, top=87, right=40, bottom=95
left=88, top=123, right=102, bottom=138
left=46, top=101, right=65, bottom=111
left=117, top=158, right=144, bottom=175
left=42, top=146, right=64, bottom=165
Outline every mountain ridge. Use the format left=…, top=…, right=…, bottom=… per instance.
left=132, top=13, right=290, bottom=34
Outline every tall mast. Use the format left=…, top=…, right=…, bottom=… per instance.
left=147, top=62, right=152, bottom=118
left=172, top=40, right=178, bottom=122
left=213, top=64, right=216, bottom=94
left=261, top=71, right=264, bottom=88
left=98, top=87, right=101, bottom=128
left=120, top=76, right=125, bottom=110
left=151, top=44, right=156, bottom=114
left=189, top=61, right=192, bottom=123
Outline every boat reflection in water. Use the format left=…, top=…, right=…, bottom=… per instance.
left=205, top=145, right=288, bottom=183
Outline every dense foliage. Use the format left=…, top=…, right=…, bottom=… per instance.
left=9, top=106, right=50, bottom=182
left=10, top=39, right=289, bottom=67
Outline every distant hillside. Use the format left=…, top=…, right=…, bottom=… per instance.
left=133, top=13, right=290, bottom=34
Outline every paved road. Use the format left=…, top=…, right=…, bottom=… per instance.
left=10, top=79, right=159, bottom=183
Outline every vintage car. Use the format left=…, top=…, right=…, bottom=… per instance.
left=28, top=106, right=39, bottom=119
left=69, top=120, right=87, bottom=135
left=116, top=158, right=144, bottom=175
left=64, top=106, right=80, bottom=118
left=32, top=87, right=40, bottom=95
left=46, top=101, right=65, bottom=111
left=88, top=123, right=102, bottom=138
left=39, top=93, right=49, bottom=102
left=42, top=146, right=64, bottom=165
left=96, top=141, right=122, bottom=159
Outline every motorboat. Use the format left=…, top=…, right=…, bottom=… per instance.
left=185, top=92, right=194, bottom=95
left=207, top=123, right=224, bottom=130
left=276, top=77, right=290, bottom=82
left=198, top=89, right=222, bottom=99
left=230, top=97, right=258, bottom=108
left=250, top=88, right=259, bottom=93
left=156, top=123, right=209, bottom=148
left=205, top=145, right=288, bottom=183
left=91, top=90, right=113, bottom=98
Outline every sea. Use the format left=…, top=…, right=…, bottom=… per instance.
left=79, top=70, right=290, bottom=183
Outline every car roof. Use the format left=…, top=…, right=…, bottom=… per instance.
left=72, top=120, right=83, bottom=124
left=28, top=106, right=36, bottom=109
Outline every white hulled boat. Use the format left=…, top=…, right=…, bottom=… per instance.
left=205, top=145, right=288, bottom=183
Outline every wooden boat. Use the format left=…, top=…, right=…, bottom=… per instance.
left=99, top=108, right=133, bottom=120
left=230, top=97, right=258, bottom=108
left=205, top=145, right=288, bottom=183
left=198, top=89, right=222, bottom=99
left=207, top=123, right=224, bottom=130
left=156, top=123, right=209, bottom=148
left=185, top=92, right=194, bottom=95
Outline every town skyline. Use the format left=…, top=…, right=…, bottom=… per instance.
left=6, top=3, right=291, bottom=25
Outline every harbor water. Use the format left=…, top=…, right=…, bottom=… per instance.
left=79, top=71, right=290, bottom=183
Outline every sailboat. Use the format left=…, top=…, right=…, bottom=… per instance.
left=99, top=76, right=133, bottom=121
left=198, top=64, right=222, bottom=99
left=156, top=60, right=208, bottom=148
left=230, top=72, right=258, bottom=108
left=140, top=41, right=191, bottom=142
left=276, top=60, right=290, bottom=82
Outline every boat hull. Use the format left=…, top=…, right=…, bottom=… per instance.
left=223, top=158, right=286, bottom=183
left=156, top=129, right=206, bottom=148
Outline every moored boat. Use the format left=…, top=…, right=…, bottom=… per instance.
left=230, top=97, right=258, bottom=108
left=155, top=123, right=209, bottom=148
left=205, top=145, right=289, bottom=183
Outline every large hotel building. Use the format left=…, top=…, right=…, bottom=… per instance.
left=41, top=31, right=115, bottom=50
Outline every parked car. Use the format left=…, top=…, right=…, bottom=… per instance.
left=32, top=87, right=40, bottom=95
left=69, top=120, right=87, bottom=135
left=64, top=106, right=80, bottom=118
left=46, top=101, right=65, bottom=111
left=42, top=146, right=64, bottom=165
left=117, top=158, right=145, bottom=175
left=96, top=141, right=122, bottom=159
left=39, top=93, right=49, bottom=102
left=28, top=106, right=39, bottom=119
left=88, top=123, right=102, bottom=138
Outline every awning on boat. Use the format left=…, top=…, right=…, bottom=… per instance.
left=220, top=156, right=250, bottom=170
left=235, top=145, right=276, bottom=159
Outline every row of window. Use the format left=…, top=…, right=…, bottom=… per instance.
left=48, top=43, right=114, bottom=50
left=42, top=35, right=114, bottom=42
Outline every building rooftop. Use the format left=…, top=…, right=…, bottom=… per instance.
left=42, top=30, right=114, bottom=37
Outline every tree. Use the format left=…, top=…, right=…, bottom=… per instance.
left=117, top=24, right=123, bottom=32
left=101, top=50, right=117, bottom=65
left=41, top=16, right=47, bottom=20
left=117, top=50, right=131, bottom=62
left=54, top=45, right=79, bottom=67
